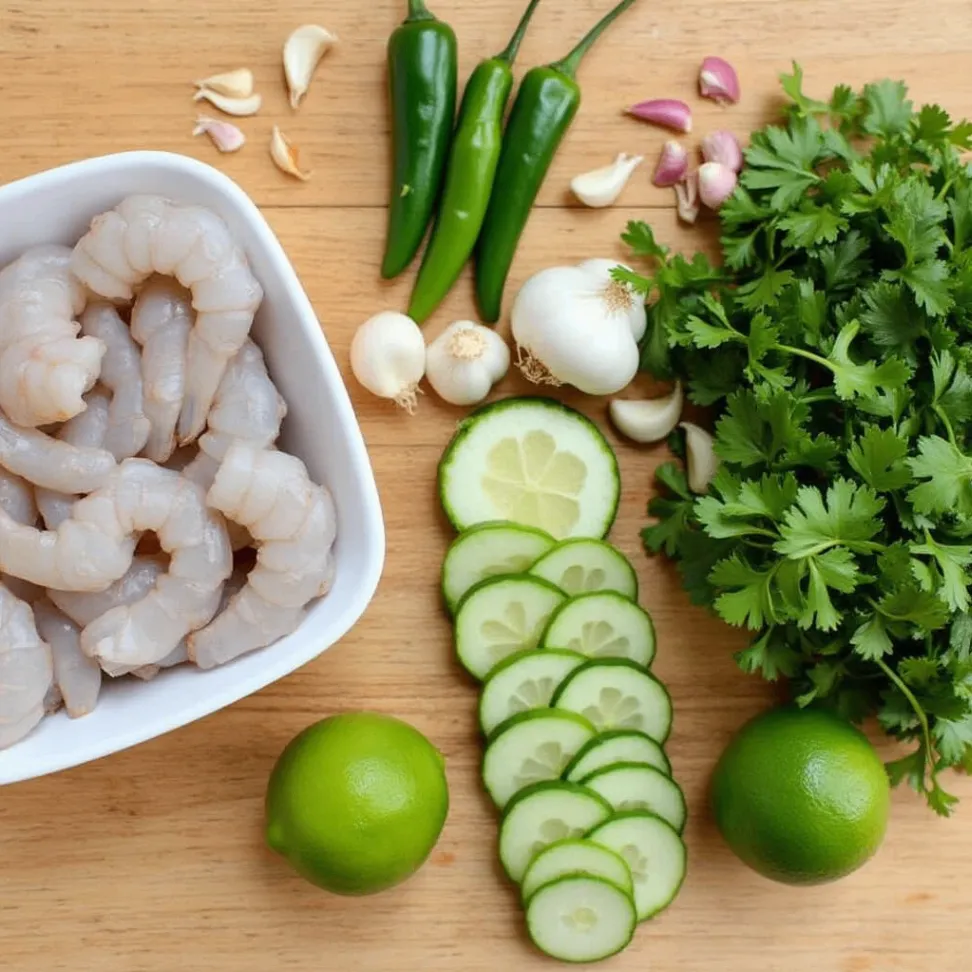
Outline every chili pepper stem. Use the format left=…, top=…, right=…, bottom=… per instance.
left=497, top=0, right=544, bottom=64
left=552, top=0, right=639, bottom=79
left=406, top=0, right=435, bottom=23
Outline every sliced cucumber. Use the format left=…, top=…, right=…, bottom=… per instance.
left=526, top=875, right=637, bottom=964
left=483, top=710, right=596, bottom=809
left=442, top=521, right=556, bottom=614
left=564, top=730, right=671, bottom=782
left=455, top=575, right=566, bottom=680
left=479, top=648, right=586, bottom=736
left=587, top=811, right=687, bottom=922
left=521, top=837, right=633, bottom=904
left=438, top=397, right=621, bottom=541
left=582, top=762, right=687, bottom=833
left=499, top=781, right=612, bottom=883
left=529, top=539, right=638, bottom=601
left=552, top=659, right=672, bottom=742
left=541, top=592, right=656, bottom=667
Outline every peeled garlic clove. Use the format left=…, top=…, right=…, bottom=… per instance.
left=609, top=384, right=683, bottom=444
left=194, top=68, right=254, bottom=99
left=682, top=422, right=719, bottom=494
left=284, top=24, right=338, bottom=110
left=675, top=171, right=701, bottom=224
left=192, top=116, right=246, bottom=153
left=571, top=153, right=644, bottom=208
left=270, top=126, right=311, bottom=181
left=192, top=89, right=262, bottom=117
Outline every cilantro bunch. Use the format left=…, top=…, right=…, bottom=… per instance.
left=619, top=64, right=972, bottom=815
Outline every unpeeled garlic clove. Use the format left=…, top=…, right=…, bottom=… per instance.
left=192, top=89, right=262, bottom=117
left=194, top=68, right=254, bottom=99
left=270, top=126, right=310, bottom=180
left=652, top=141, right=688, bottom=188
left=701, top=130, right=743, bottom=173
left=627, top=99, right=692, bottom=133
left=609, top=383, right=683, bottom=444
left=698, top=161, right=738, bottom=210
left=699, top=56, right=740, bottom=104
left=682, top=422, right=719, bottom=494
left=675, top=171, right=700, bottom=224
left=192, top=116, right=246, bottom=153
left=284, top=24, right=338, bottom=109
left=570, top=153, right=644, bottom=208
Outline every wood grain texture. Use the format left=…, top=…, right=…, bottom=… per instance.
left=0, top=2, right=971, bottom=970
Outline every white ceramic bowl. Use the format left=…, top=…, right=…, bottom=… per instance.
left=0, top=151, right=385, bottom=785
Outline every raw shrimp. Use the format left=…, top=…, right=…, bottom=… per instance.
left=0, top=470, right=41, bottom=604
left=33, top=599, right=100, bottom=718
left=188, top=444, right=336, bottom=670
left=0, top=582, right=53, bottom=750
left=78, top=460, right=232, bottom=674
left=71, top=196, right=263, bottom=444
left=35, top=387, right=112, bottom=530
left=0, top=244, right=104, bottom=427
left=48, top=555, right=162, bottom=626
left=80, top=303, right=149, bottom=460
left=183, top=339, right=287, bottom=490
left=130, top=277, right=192, bottom=463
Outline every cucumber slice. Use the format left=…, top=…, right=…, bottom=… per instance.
left=483, top=710, right=596, bottom=809
left=564, top=730, right=671, bottom=782
left=521, top=838, right=633, bottom=904
left=442, top=522, right=556, bottom=614
left=542, top=592, right=656, bottom=667
left=499, top=781, right=612, bottom=882
left=552, top=659, right=672, bottom=742
left=526, top=875, right=637, bottom=963
left=455, top=575, right=566, bottom=680
left=587, top=811, right=687, bottom=922
left=438, top=397, right=621, bottom=540
left=529, top=539, right=638, bottom=601
left=582, top=762, right=687, bottom=833
left=479, top=648, right=586, bottom=736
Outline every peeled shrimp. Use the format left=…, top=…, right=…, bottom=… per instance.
left=0, top=470, right=41, bottom=604
left=33, top=599, right=100, bottom=718
left=35, top=387, right=112, bottom=530
left=188, top=444, right=336, bottom=669
left=183, top=339, right=287, bottom=490
left=80, top=303, right=149, bottom=460
left=78, top=460, right=232, bottom=673
left=48, top=555, right=162, bottom=627
left=0, top=582, right=53, bottom=750
left=0, top=244, right=104, bottom=428
left=71, top=196, right=263, bottom=444
left=130, top=277, right=192, bottom=463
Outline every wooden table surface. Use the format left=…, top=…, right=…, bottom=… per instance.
left=2, top=1, right=971, bottom=970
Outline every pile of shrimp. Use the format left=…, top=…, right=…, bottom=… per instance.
left=0, top=195, right=337, bottom=752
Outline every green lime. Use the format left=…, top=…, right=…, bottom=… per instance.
left=711, top=705, right=890, bottom=885
left=265, top=712, right=449, bottom=895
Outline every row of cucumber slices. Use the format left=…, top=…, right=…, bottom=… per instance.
left=440, top=520, right=687, bottom=964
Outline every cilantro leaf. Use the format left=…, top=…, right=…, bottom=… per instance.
left=775, top=480, right=884, bottom=558
left=911, top=534, right=972, bottom=613
left=826, top=321, right=912, bottom=399
left=862, top=79, right=913, bottom=137
left=908, top=437, right=972, bottom=516
left=778, top=205, right=848, bottom=248
left=780, top=62, right=830, bottom=117
left=846, top=426, right=912, bottom=491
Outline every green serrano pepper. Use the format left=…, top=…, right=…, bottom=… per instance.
left=382, top=0, right=458, bottom=281
left=407, top=0, right=544, bottom=324
left=475, top=0, right=639, bottom=323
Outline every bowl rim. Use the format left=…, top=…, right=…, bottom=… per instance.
left=0, top=151, right=386, bottom=784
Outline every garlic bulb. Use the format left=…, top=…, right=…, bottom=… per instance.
left=284, top=24, right=338, bottom=109
left=682, top=422, right=719, bottom=493
left=425, top=320, right=510, bottom=406
left=570, top=153, right=644, bottom=208
left=349, top=312, right=426, bottom=413
left=511, top=259, right=647, bottom=396
left=609, top=384, right=683, bottom=443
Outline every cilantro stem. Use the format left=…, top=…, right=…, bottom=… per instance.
left=773, top=343, right=833, bottom=371
left=933, top=403, right=958, bottom=446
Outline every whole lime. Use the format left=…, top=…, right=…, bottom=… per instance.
left=265, top=712, right=449, bottom=895
left=711, top=705, right=890, bottom=885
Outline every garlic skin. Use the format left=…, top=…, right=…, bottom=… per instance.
left=511, top=259, right=647, bottom=396
left=192, top=89, right=262, bottom=117
left=701, top=131, right=743, bottom=172
left=698, top=162, right=738, bottom=210
left=270, top=126, right=310, bottom=180
left=675, top=171, right=701, bottom=224
left=652, top=141, right=688, bottom=188
left=609, top=383, right=683, bottom=444
left=425, top=321, right=510, bottom=407
left=194, top=68, right=254, bottom=99
left=699, top=56, right=741, bottom=104
left=349, top=312, right=426, bottom=413
left=571, top=153, right=644, bottom=208
left=192, top=116, right=246, bottom=153
left=682, top=422, right=719, bottom=494
left=284, top=24, right=338, bottom=109
left=627, top=99, right=692, bottom=133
